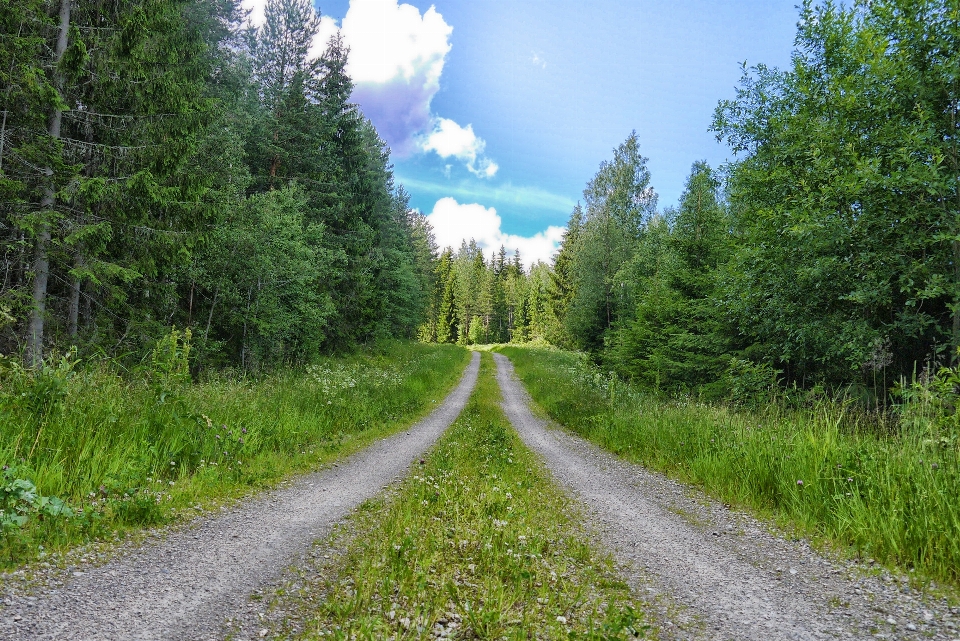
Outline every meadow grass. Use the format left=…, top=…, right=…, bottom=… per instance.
left=0, top=341, right=469, bottom=567
left=498, top=345, right=960, bottom=589
left=280, top=352, right=651, bottom=640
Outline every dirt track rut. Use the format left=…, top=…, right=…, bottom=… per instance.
left=0, top=352, right=479, bottom=641
left=494, top=352, right=960, bottom=641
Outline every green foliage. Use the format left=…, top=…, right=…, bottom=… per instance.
left=0, top=341, right=469, bottom=566
left=147, top=327, right=192, bottom=391
left=0, top=0, right=434, bottom=369
left=503, top=344, right=960, bottom=585
left=565, top=133, right=657, bottom=353
left=896, top=349, right=960, bottom=442
left=1, top=466, right=73, bottom=531
left=291, top=354, right=650, bottom=639
left=725, top=358, right=781, bottom=408
left=712, top=0, right=960, bottom=386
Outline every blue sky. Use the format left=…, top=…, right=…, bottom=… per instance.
left=246, top=0, right=799, bottom=263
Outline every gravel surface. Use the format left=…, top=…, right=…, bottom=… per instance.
left=495, top=352, right=960, bottom=641
left=0, top=352, right=479, bottom=641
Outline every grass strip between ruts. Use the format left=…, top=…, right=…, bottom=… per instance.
left=265, top=351, right=651, bottom=640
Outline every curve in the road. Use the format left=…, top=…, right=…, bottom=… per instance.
left=2, top=351, right=480, bottom=641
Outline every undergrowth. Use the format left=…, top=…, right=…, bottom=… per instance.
left=0, top=337, right=469, bottom=567
left=279, top=352, right=651, bottom=640
left=499, top=345, right=960, bottom=589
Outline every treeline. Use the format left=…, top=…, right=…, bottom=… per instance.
left=1, top=0, right=434, bottom=369
left=430, top=0, right=959, bottom=404
left=418, top=242, right=555, bottom=346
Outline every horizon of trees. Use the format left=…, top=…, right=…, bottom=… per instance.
left=423, top=0, right=960, bottom=405
left=1, top=0, right=436, bottom=370
left=3, top=0, right=957, bottom=404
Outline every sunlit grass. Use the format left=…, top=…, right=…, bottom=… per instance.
left=499, top=344, right=960, bottom=588
left=279, top=352, right=651, bottom=640
left=0, top=341, right=469, bottom=566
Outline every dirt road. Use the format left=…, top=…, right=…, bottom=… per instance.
left=494, top=352, right=959, bottom=641
left=0, top=352, right=479, bottom=641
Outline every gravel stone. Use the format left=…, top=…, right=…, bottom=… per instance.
left=495, top=352, right=960, bottom=641
left=0, top=352, right=479, bottom=641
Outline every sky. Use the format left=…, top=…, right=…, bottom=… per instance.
left=243, top=0, right=799, bottom=265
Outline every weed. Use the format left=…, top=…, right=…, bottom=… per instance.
left=287, top=353, right=652, bottom=639
left=0, top=341, right=469, bottom=567
left=499, top=345, right=960, bottom=588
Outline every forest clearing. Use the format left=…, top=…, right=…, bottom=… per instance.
left=3, top=0, right=960, bottom=638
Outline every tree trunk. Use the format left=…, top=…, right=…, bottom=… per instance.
left=67, top=255, right=81, bottom=338
left=26, top=0, right=71, bottom=367
left=953, top=238, right=960, bottom=363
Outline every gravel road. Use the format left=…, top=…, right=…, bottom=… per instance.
left=0, top=352, right=479, bottom=641
left=494, top=352, right=960, bottom=641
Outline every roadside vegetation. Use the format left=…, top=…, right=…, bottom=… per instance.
left=272, top=353, right=650, bottom=640
left=410, top=0, right=960, bottom=592
left=500, top=344, right=960, bottom=587
left=0, top=340, right=469, bottom=567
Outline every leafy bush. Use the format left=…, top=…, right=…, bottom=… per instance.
left=725, top=358, right=780, bottom=408
left=896, top=350, right=960, bottom=444
left=1, top=466, right=72, bottom=530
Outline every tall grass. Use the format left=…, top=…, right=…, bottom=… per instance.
left=499, top=345, right=960, bottom=586
left=288, top=353, right=649, bottom=639
left=0, top=339, right=469, bottom=566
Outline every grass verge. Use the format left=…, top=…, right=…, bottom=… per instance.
left=0, top=341, right=469, bottom=567
left=498, top=345, right=960, bottom=589
left=267, top=352, right=651, bottom=640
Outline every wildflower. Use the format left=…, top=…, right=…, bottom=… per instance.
left=932, top=463, right=939, bottom=470
left=242, top=428, right=247, bottom=434
left=847, top=477, right=854, bottom=482
left=797, top=480, right=804, bottom=486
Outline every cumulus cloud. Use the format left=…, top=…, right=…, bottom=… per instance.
left=420, top=119, right=498, bottom=178
left=242, top=0, right=497, bottom=174
left=342, top=0, right=452, bottom=155
left=427, top=198, right=565, bottom=267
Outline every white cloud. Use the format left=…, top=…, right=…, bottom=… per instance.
left=427, top=197, right=565, bottom=267
left=420, top=118, right=498, bottom=178
left=341, top=0, right=451, bottom=86
left=242, top=0, right=498, bottom=175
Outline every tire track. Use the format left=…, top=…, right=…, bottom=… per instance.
left=495, top=352, right=958, bottom=641
left=1, top=351, right=479, bottom=641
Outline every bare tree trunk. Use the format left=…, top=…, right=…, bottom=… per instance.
left=204, top=287, right=219, bottom=343
left=953, top=238, right=960, bottom=363
left=951, top=101, right=960, bottom=364
left=26, top=0, right=71, bottom=367
left=67, top=253, right=81, bottom=338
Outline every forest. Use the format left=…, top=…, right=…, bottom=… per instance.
left=423, top=1, right=960, bottom=410
left=2, top=1, right=960, bottom=635
left=3, top=0, right=957, bottom=406
left=1, top=0, right=436, bottom=371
